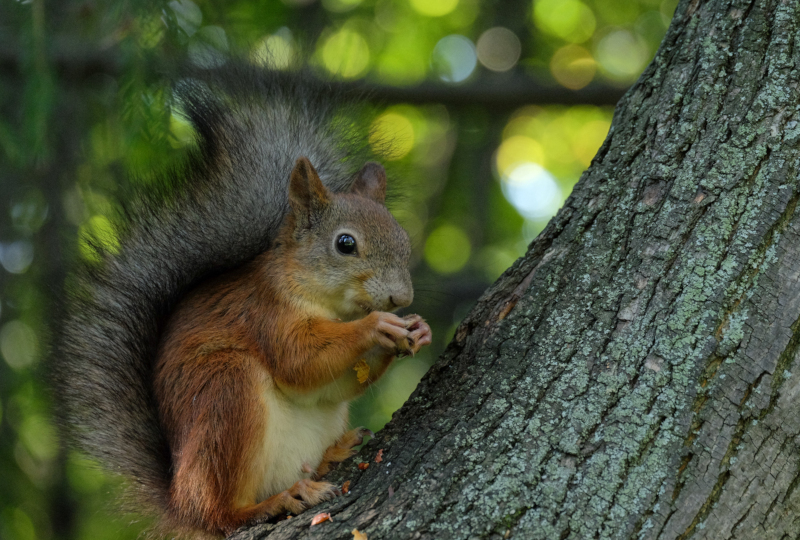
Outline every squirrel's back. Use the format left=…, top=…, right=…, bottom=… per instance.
left=52, top=63, right=375, bottom=512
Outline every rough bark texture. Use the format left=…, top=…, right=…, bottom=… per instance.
left=231, top=0, right=800, bottom=538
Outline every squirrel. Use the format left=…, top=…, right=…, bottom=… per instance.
left=52, top=63, right=432, bottom=537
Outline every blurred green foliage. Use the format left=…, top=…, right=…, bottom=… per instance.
left=0, top=0, right=673, bottom=538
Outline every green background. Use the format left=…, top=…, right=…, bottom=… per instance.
left=0, top=0, right=673, bottom=538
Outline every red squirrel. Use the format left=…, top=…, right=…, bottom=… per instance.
left=53, top=64, right=431, bottom=537
left=155, top=157, right=431, bottom=534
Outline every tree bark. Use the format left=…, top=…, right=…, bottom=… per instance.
left=231, top=0, right=800, bottom=538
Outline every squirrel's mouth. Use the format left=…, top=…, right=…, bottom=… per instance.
left=356, top=301, right=374, bottom=314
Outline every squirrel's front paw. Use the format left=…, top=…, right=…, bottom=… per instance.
left=399, top=314, right=433, bottom=356
left=367, top=311, right=411, bottom=353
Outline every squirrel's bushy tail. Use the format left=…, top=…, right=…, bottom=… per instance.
left=52, top=63, right=373, bottom=512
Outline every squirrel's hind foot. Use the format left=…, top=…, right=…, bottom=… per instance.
left=287, top=478, right=339, bottom=506
left=315, top=427, right=373, bottom=477
left=239, top=479, right=338, bottom=532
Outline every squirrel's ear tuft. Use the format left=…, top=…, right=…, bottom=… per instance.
left=351, top=162, right=387, bottom=204
left=289, top=157, right=331, bottom=228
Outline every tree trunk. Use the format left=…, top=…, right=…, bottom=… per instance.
left=231, top=0, right=800, bottom=538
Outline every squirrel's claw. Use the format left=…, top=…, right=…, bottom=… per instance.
left=406, top=318, right=432, bottom=356
left=392, top=314, right=431, bottom=357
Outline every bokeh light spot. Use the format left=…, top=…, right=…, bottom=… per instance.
left=0, top=241, right=34, bottom=274
left=370, top=112, right=415, bottom=160
left=431, top=35, right=477, bottom=83
left=188, top=26, right=229, bottom=69
left=321, top=29, right=370, bottom=79
left=501, top=163, right=562, bottom=219
left=495, top=136, right=546, bottom=177
left=11, top=190, right=48, bottom=234
left=533, top=0, right=596, bottom=43
left=574, top=119, right=611, bottom=166
left=476, top=27, right=521, bottom=72
left=0, top=320, right=39, bottom=371
left=595, top=30, right=649, bottom=81
left=168, top=0, right=202, bottom=37
left=410, top=0, right=459, bottom=17
left=424, top=224, right=471, bottom=274
left=19, top=415, right=58, bottom=461
left=251, top=29, right=297, bottom=70
left=550, top=44, right=596, bottom=89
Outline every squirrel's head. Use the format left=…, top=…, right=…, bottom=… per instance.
left=276, top=157, right=413, bottom=321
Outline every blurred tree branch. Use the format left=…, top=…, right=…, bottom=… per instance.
left=0, top=45, right=626, bottom=108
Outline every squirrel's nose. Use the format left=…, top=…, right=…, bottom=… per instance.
left=389, top=291, right=413, bottom=309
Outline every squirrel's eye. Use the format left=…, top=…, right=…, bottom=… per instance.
left=336, top=234, right=357, bottom=255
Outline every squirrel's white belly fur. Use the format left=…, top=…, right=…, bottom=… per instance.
left=254, top=378, right=349, bottom=500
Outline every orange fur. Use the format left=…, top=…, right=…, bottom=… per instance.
left=154, top=257, right=372, bottom=534
left=152, top=157, right=431, bottom=536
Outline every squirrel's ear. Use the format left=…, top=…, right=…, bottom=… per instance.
left=289, top=157, right=331, bottom=228
left=351, top=162, right=387, bottom=204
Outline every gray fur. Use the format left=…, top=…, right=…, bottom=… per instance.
left=51, top=63, right=374, bottom=511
